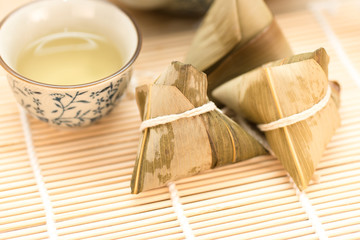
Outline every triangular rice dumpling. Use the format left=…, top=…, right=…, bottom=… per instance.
left=185, top=0, right=293, bottom=97
left=213, top=48, right=341, bottom=190
left=131, top=61, right=268, bottom=194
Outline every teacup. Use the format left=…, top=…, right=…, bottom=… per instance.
left=0, top=0, right=141, bottom=128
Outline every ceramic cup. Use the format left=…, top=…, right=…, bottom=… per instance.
left=0, top=0, right=141, bottom=128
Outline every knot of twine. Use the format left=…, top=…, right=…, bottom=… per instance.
left=258, top=85, right=332, bottom=132
left=140, top=101, right=217, bottom=132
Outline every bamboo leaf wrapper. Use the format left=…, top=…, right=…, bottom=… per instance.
left=131, top=62, right=268, bottom=194
left=213, top=48, right=341, bottom=190
left=185, top=0, right=293, bottom=98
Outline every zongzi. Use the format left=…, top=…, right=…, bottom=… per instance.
left=213, top=48, right=341, bottom=190
left=131, top=61, right=268, bottom=194
left=185, top=0, right=293, bottom=97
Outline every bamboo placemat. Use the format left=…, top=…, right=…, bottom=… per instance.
left=1, top=1, right=360, bottom=239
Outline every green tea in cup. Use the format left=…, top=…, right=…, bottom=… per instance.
left=0, top=0, right=141, bottom=128
left=16, top=31, right=124, bottom=85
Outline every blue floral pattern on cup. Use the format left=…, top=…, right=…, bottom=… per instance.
left=10, top=74, right=129, bottom=128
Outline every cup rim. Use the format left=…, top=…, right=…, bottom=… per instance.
left=0, top=0, right=142, bottom=89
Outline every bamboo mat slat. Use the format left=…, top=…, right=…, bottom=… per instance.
left=1, top=0, right=360, bottom=239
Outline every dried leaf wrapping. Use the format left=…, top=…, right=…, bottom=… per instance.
left=185, top=0, right=293, bottom=97
left=213, top=48, right=341, bottom=190
left=131, top=62, right=267, bottom=194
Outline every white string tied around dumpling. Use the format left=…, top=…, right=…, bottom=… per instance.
left=257, top=85, right=332, bottom=132
left=140, top=101, right=218, bottom=131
